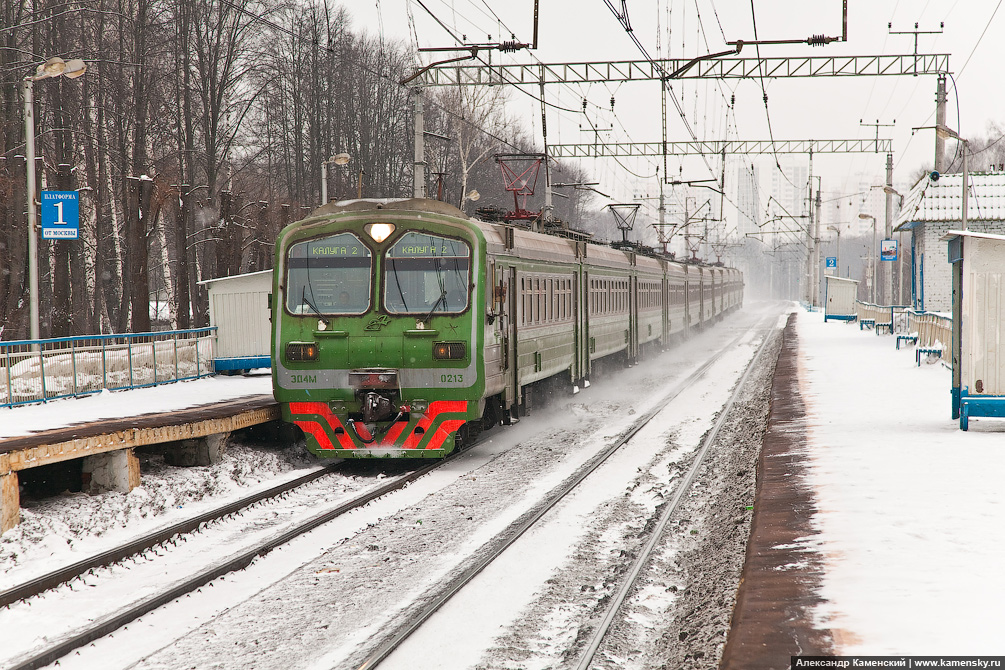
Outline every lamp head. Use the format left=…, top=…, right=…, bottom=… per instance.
left=35, top=56, right=66, bottom=80
left=332, top=153, right=351, bottom=166
left=62, top=59, right=87, bottom=79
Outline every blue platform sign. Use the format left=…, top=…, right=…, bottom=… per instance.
left=881, top=239, right=898, bottom=262
left=41, top=191, right=79, bottom=240
left=825, top=256, right=837, bottom=269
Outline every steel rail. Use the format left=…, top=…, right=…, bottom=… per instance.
left=352, top=317, right=775, bottom=670
left=6, top=458, right=447, bottom=670
left=0, top=462, right=342, bottom=608
left=574, top=321, right=777, bottom=670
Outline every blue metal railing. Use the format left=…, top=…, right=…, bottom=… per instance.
left=1, top=328, right=217, bottom=408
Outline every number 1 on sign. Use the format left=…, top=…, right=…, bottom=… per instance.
left=54, top=201, right=66, bottom=225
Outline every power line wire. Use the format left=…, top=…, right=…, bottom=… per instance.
left=957, top=0, right=1002, bottom=79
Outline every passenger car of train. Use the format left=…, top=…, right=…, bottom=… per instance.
left=271, top=198, right=742, bottom=458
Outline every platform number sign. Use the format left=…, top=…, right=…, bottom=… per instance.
left=825, top=257, right=837, bottom=269
left=41, top=191, right=79, bottom=240
left=880, top=239, right=898, bottom=262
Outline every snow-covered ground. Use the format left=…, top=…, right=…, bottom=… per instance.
left=2, top=304, right=1002, bottom=666
left=0, top=307, right=775, bottom=670
left=798, top=309, right=1005, bottom=654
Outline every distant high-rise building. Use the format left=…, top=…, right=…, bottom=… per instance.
left=735, top=164, right=761, bottom=238
left=770, top=159, right=809, bottom=221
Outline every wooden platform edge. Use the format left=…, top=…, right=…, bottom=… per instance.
left=0, top=404, right=281, bottom=475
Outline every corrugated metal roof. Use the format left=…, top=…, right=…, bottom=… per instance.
left=894, top=173, right=1005, bottom=230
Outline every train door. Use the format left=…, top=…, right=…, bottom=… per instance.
left=683, top=266, right=691, bottom=331
left=629, top=274, right=639, bottom=361
left=497, top=264, right=519, bottom=413
left=580, top=269, right=590, bottom=381
left=572, top=271, right=583, bottom=383
left=662, top=274, right=670, bottom=343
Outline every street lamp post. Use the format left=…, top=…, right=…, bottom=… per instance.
left=320, top=153, right=351, bottom=206
left=859, top=213, right=877, bottom=303
left=23, top=56, right=87, bottom=341
left=827, top=224, right=842, bottom=276
left=883, top=185, right=905, bottom=304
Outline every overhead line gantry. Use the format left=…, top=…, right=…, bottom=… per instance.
left=411, top=54, right=950, bottom=86
left=406, top=51, right=951, bottom=307
left=548, top=138, right=894, bottom=159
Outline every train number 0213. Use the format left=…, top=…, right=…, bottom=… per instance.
left=440, top=373, right=463, bottom=383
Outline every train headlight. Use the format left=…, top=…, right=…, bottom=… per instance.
left=432, top=341, right=466, bottom=360
left=286, top=342, right=319, bottom=361
left=366, top=223, right=395, bottom=243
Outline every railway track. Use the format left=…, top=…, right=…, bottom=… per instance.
left=4, top=457, right=451, bottom=670
left=350, top=317, right=777, bottom=670
left=0, top=463, right=343, bottom=608
left=572, top=323, right=775, bottom=669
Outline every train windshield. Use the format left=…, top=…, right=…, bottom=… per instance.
left=383, top=232, right=470, bottom=315
left=286, top=233, right=372, bottom=315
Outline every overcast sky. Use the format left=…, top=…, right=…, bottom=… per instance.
left=345, top=1, right=1002, bottom=225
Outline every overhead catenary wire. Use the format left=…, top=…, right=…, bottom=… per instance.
left=409, top=1, right=674, bottom=205
left=748, top=0, right=796, bottom=191
left=601, top=0, right=720, bottom=183
left=892, top=1, right=1000, bottom=175
left=417, top=0, right=668, bottom=195
left=957, top=0, right=1002, bottom=78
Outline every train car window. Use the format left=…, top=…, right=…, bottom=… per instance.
left=521, top=277, right=528, bottom=325
left=552, top=279, right=557, bottom=322
left=562, top=279, right=568, bottom=320
left=384, top=232, right=470, bottom=315
left=560, top=280, right=565, bottom=320
left=539, top=279, right=544, bottom=323
left=286, top=232, right=372, bottom=315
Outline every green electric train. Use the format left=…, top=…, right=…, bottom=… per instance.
left=271, top=198, right=743, bottom=458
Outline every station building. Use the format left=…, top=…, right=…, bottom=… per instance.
left=894, top=172, right=1005, bottom=312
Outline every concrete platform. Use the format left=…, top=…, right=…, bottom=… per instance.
left=1, top=395, right=279, bottom=532
left=720, top=314, right=833, bottom=667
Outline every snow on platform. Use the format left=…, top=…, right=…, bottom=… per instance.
left=797, top=309, right=1005, bottom=654
left=0, top=373, right=273, bottom=440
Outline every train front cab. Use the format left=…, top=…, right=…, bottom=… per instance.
left=273, top=200, right=487, bottom=458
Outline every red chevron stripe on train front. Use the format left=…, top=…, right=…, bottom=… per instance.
left=290, top=400, right=468, bottom=450
left=289, top=402, right=355, bottom=449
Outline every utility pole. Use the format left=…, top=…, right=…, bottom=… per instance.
left=539, top=65, right=553, bottom=227
left=814, top=185, right=822, bottom=305
left=806, top=150, right=814, bottom=305
left=884, top=152, right=895, bottom=304
left=861, top=119, right=896, bottom=306
left=935, top=74, right=947, bottom=172
left=413, top=88, right=425, bottom=198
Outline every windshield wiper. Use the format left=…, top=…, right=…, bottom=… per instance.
left=301, top=286, right=324, bottom=317
left=422, top=289, right=447, bottom=325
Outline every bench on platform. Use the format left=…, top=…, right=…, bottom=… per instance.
left=859, top=318, right=876, bottom=331
left=896, top=335, right=918, bottom=350
left=917, top=347, right=943, bottom=366
left=875, top=321, right=893, bottom=335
